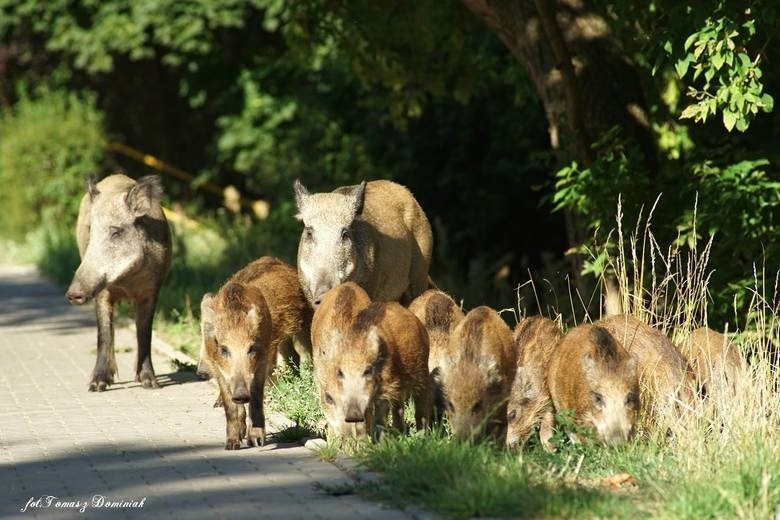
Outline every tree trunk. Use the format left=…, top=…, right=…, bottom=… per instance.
left=462, top=0, right=654, bottom=167
left=462, top=0, right=653, bottom=310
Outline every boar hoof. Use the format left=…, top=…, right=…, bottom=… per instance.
left=135, top=372, right=160, bottom=389
left=247, top=427, right=266, bottom=447
left=225, top=438, right=242, bottom=450
left=213, top=395, right=224, bottom=408
left=88, top=380, right=110, bottom=392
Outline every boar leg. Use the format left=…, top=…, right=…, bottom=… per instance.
left=89, top=290, right=118, bottom=392
left=540, top=409, right=556, bottom=453
left=247, top=378, right=266, bottom=447
left=133, top=296, right=159, bottom=389
left=219, top=381, right=245, bottom=450
left=292, top=329, right=312, bottom=364
left=275, top=338, right=295, bottom=376
left=414, top=388, right=433, bottom=431
left=391, top=403, right=407, bottom=433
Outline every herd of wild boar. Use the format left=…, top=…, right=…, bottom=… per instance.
left=66, top=174, right=746, bottom=450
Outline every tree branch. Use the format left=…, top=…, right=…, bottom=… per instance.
left=532, top=0, right=593, bottom=166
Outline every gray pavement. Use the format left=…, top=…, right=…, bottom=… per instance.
left=0, top=266, right=408, bottom=519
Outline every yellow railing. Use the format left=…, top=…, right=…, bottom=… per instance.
left=106, top=142, right=270, bottom=219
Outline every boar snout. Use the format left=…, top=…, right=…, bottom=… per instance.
left=312, top=286, right=331, bottom=307
left=195, top=358, right=211, bottom=380
left=344, top=403, right=365, bottom=423
left=66, top=267, right=106, bottom=305
left=231, top=380, right=251, bottom=404
left=65, top=288, right=88, bottom=305
left=600, top=423, right=633, bottom=446
left=66, top=277, right=98, bottom=305
left=309, top=272, right=338, bottom=307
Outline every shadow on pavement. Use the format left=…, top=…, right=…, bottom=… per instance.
left=1, top=443, right=349, bottom=518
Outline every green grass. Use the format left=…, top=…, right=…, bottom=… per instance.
left=266, top=360, right=327, bottom=439
left=356, top=432, right=636, bottom=518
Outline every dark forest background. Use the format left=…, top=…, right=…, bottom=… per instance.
left=0, top=0, right=777, bottom=328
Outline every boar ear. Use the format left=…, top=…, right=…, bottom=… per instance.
left=86, top=175, right=100, bottom=200
left=293, top=179, right=309, bottom=219
left=350, top=180, right=367, bottom=218
left=591, top=326, right=618, bottom=361
left=322, top=327, right=343, bottom=359
left=200, top=293, right=215, bottom=321
left=365, top=325, right=384, bottom=360
left=484, top=356, right=502, bottom=388
left=126, top=175, right=163, bottom=218
left=246, top=305, right=262, bottom=331
left=582, top=353, right=600, bottom=385
left=200, top=293, right=215, bottom=337
left=625, top=356, right=638, bottom=378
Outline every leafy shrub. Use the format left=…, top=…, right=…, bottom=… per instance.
left=0, top=89, right=106, bottom=239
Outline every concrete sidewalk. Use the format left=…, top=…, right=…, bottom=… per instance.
left=0, top=266, right=408, bottom=519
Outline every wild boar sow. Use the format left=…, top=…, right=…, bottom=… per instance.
left=439, top=306, right=516, bottom=442
left=294, top=179, right=433, bottom=307
left=506, top=316, right=562, bottom=451
left=200, top=257, right=311, bottom=449
left=66, top=174, right=171, bottom=391
left=547, top=324, right=640, bottom=445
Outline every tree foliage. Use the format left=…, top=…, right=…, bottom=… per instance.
left=0, top=0, right=776, bottom=323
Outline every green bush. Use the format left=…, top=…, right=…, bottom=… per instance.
left=0, top=89, right=106, bottom=239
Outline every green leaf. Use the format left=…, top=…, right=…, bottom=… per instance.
left=761, top=93, right=774, bottom=112
left=684, top=33, right=698, bottom=51
left=680, top=104, right=699, bottom=119
left=722, top=109, right=737, bottom=131
left=675, top=56, right=691, bottom=78
left=712, top=53, right=725, bottom=70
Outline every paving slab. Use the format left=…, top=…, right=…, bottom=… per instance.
left=0, top=266, right=408, bottom=519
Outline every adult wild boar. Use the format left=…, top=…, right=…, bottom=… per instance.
left=200, top=257, right=311, bottom=449
left=547, top=324, right=640, bottom=445
left=293, top=179, right=433, bottom=307
left=506, top=316, right=562, bottom=451
left=439, top=306, right=516, bottom=442
left=66, top=174, right=171, bottom=391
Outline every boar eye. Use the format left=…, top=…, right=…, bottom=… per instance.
left=324, top=392, right=334, bottom=405
left=362, top=366, right=373, bottom=378
left=519, top=397, right=531, bottom=407
left=472, top=400, right=483, bottom=415
left=337, top=369, right=344, bottom=380
left=340, top=228, right=350, bottom=241
left=304, top=226, right=314, bottom=241
left=626, top=392, right=638, bottom=408
left=219, top=345, right=230, bottom=358
left=248, top=344, right=260, bottom=357
left=109, top=226, right=123, bottom=239
left=507, top=409, right=517, bottom=420
left=593, top=392, right=605, bottom=407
